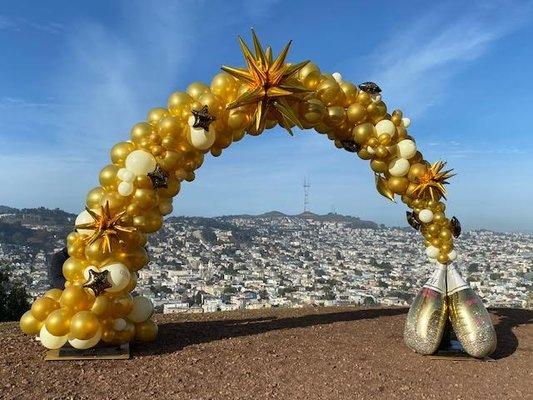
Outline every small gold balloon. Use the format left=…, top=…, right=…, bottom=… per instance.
left=316, top=77, right=344, bottom=107
left=99, top=165, right=119, bottom=190
left=323, top=106, right=346, bottom=127
left=70, top=311, right=100, bottom=340
left=112, top=294, right=134, bottom=317
left=135, top=320, right=158, bottom=342
left=146, top=108, right=168, bottom=125
left=346, top=103, right=367, bottom=124
left=370, top=159, right=388, bottom=173
left=353, top=123, right=376, bottom=145
left=357, top=148, right=372, bottom=160
left=367, top=101, right=387, bottom=120
left=31, top=297, right=59, bottom=321
left=356, top=91, right=372, bottom=106
left=130, top=122, right=154, bottom=144
left=388, top=176, right=410, bottom=194
left=299, top=98, right=326, bottom=124
left=113, top=321, right=135, bottom=344
left=110, top=142, right=135, bottom=165
left=45, top=308, right=71, bottom=336
left=186, top=82, right=210, bottom=100
left=20, top=310, right=43, bottom=335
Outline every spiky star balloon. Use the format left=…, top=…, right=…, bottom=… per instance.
left=412, top=161, right=455, bottom=201
left=75, top=202, right=136, bottom=253
left=222, top=30, right=310, bottom=135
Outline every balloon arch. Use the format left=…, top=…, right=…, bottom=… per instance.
left=19, top=32, right=496, bottom=358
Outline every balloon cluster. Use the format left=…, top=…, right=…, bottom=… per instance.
left=21, top=31, right=465, bottom=350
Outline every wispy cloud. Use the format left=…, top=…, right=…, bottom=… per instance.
left=369, top=1, right=533, bottom=117
left=0, top=14, right=63, bottom=34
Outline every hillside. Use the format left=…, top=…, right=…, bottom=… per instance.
left=0, top=306, right=531, bottom=400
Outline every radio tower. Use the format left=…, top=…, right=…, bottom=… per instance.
left=303, top=178, right=311, bottom=212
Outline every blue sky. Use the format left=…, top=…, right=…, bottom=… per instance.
left=0, top=0, right=532, bottom=231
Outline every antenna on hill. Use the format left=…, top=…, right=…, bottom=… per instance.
left=303, top=178, right=311, bottom=212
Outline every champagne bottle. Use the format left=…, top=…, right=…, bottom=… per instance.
left=447, top=265, right=497, bottom=358
left=404, top=265, right=448, bottom=355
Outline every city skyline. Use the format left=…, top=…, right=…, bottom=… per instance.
left=1, top=1, right=533, bottom=231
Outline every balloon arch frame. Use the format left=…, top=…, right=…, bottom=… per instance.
left=19, top=31, right=496, bottom=358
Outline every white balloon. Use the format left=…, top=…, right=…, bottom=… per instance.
left=117, top=168, right=135, bottom=183
left=113, top=318, right=127, bottom=331
left=375, top=120, right=396, bottom=137
left=402, top=117, right=411, bottom=128
left=127, top=296, right=154, bottom=323
left=189, top=125, right=216, bottom=150
left=332, top=72, right=342, bottom=83
left=366, top=146, right=375, bottom=155
left=118, top=181, right=134, bottom=197
left=75, top=209, right=99, bottom=236
left=39, top=325, right=68, bottom=349
left=397, top=139, right=417, bottom=159
left=187, top=115, right=196, bottom=127
left=69, top=327, right=102, bottom=349
left=388, top=158, right=410, bottom=177
left=448, top=250, right=458, bottom=261
left=418, top=209, right=434, bottom=223
left=125, top=150, right=156, bottom=176
left=425, top=246, right=440, bottom=259
left=101, top=263, right=130, bottom=293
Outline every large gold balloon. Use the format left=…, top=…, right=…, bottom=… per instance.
left=186, top=82, right=210, bottom=100
left=146, top=107, right=168, bottom=125
left=167, top=91, right=194, bottom=118
left=346, top=103, right=367, bottom=124
left=20, top=310, right=43, bottom=335
left=86, top=187, right=105, bottom=209
left=91, top=295, right=112, bottom=317
left=59, top=286, right=93, bottom=313
left=44, top=288, right=63, bottom=302
left=70, top=311, right=100, bottom=340
left=353, top=123, right=376, bottom=145
left=45, top=308, right=71, bottom=336
left=31, top=297, right=59, bottom=321
left=110, top=142, right=135, bottom=165
left=135, top=320, right=158, bottom=342
left=211, top=72, right=238, bottom=102
left=112, top=293, right=134, bottom=318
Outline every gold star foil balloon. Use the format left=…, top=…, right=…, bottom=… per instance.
left=222, top=30, right=311, bottom=134
left=412, top=160, right=455, bottom=201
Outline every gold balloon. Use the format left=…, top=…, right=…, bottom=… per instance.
left=167, top=91, right=194, bottom=118
left=407, top=163, right=428, bottom=183
left=45, top=308, right=71, bottom=336
left=44, top=288, right=63, bottom=302
left=101, top=328, right=116, bottom=343
left=198, top=92, right=224, bottom=117
left=110, top=142, right=135, bottom=165
left=133, top=188, right=157, bottom=210
left=210, top=72, right=238, bottom=102
left=135, top=320, right=158, bottom=342
left=70, top=311, right=100, bottom=340
left=302, top=70, right=321, bottom=90
left=116, top=245, right=149, bottom=271
left=130, top=122, right=154, bottom=145
left=124, top=272, right=138, bottom=293
left=346, top=103, right=367, bottom=124
left=339, top=81, right=359, bottom=106
left=375, top=174, right=395, bottom=202
left=60, top=285, right=93, bottom=312
left=158, top=177, right=181, bottom=197
left=20, top=310, right=43, bottom=335
left=228, top=108, right=252, bottom=131
left=84, top=238, right=115, bottom=264
left=316, top=77, right=344, bottom=107
left=91, top=295, right=112, bottom=317
left=112, top=294, right=134, bottom=317
left=299, top=98, right=326, bottom=124
left=353, top=123, right=376, bottom=145
left=356, top=91, right=372, bottom=106
left=86, top=187, right=105, bottom=209
left=370, top=159, right=388, bottom=173
left=62, top=257, right=87, bottom=281
left=367, top=101, right=387, bottom=121
left=388, top=176, right=410, bottom=194
left=113, top=321, right=135, bottom=344
left=297, top=61, right=320, bottom=80
left=357, top=148, right=373, bottom=160
left=31, top=297, right=59, bottom=321
left=146, top=107, right=168, bottom=125
left=186, top=82, right=210, bottom=100
left=99, top=164, right=119, bottom=190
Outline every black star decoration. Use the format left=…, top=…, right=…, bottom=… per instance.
left=340, top=140, right=361, bottom=153
left=83, top=269, right=112, bottom=296
left=191, top=105, right=216, bottom=131
left=358, top=81, right=382, bottom=94
left=148, top=165, right=169, bottom=189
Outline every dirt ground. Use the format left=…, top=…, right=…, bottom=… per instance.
left=0, top=306, right=531, bottom=400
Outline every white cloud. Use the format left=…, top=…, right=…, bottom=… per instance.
left=0, top=14, right=63, bottom=34
left=368, top=1, right=533, bottom=117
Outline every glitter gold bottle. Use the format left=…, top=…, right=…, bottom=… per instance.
left=404, top=265, right=448, bottom=355
left=447, top=265, right=497, bottom=358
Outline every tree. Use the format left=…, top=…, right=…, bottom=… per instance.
left=0, top=267, right=31, bottom=322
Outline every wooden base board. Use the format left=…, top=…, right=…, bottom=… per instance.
left=45, top=343, right=130, bottom=361
left=429, top=350, right=494, bottom=362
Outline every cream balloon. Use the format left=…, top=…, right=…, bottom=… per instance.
left=418, top=209, right=434, bottom=223
left=332, top=72, right=342, bottom=83
left=101, top=263, right=130, bottom=293
left=75, top=209, right=99, bottom=236
left=189, top=126, right=216, bottom=150
left=402, top=117, right=411, bottom=128
left=425, top=246, right=440, bottom=259
left=125, top=150, right=157, bottom=176
left=448, top=250, right=458, bottom=261
left=375, top=119, right=396, bottom=137
left=397, top=139, right=417, bottom=159
left=118, top=181, right=134, bottom=197
left=68, top=327, right=102, bottom=349
left=39, top=325, right=68, bottom=350
left=127, top=296, right=154, bottom=323
left=388, top=158, right=410, bottom=177
left=117, top=168, right=135, bottom=183
left=113, top=318, right=127, bottom=331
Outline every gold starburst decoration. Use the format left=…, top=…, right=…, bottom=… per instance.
left=413, top=161, right=455, bottom=201
left=222, top=30, right=311, bottom=135
left=75, top=202, right=136, bottom=253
